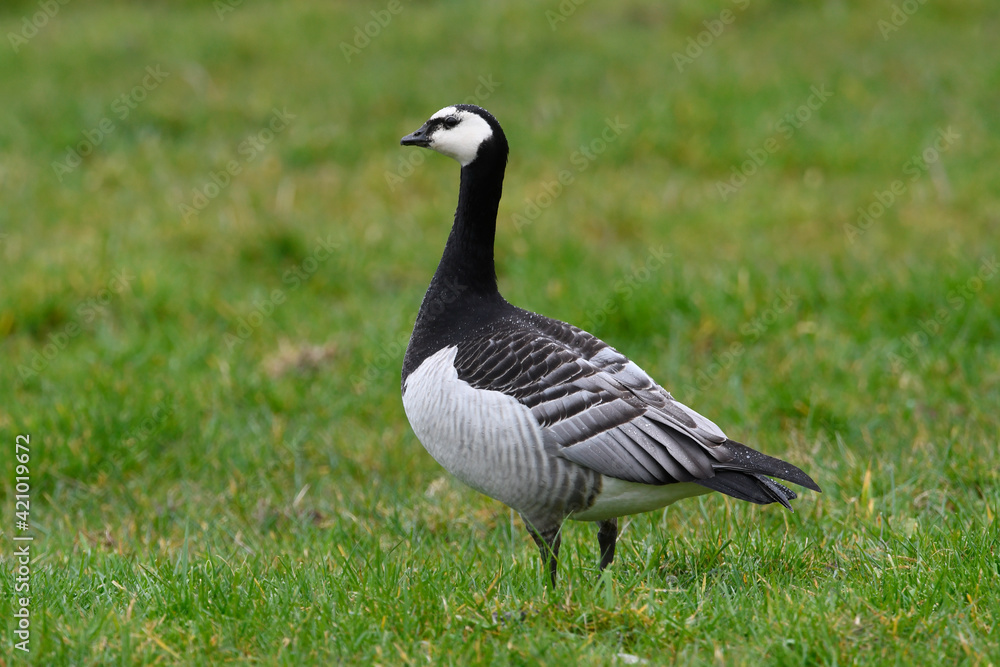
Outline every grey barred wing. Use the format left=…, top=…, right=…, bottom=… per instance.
left=451, top=322, right=735, bottom=487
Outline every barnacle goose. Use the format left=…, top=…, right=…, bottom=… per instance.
left=399, top=104, right=820, bottom=585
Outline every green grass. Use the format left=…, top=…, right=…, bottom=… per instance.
left=2, top=0, right=999, bottom=664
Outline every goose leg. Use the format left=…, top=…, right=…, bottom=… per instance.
left=525, top=521, right=561, bottom=587
left=597, top=518, right=618, bottom=571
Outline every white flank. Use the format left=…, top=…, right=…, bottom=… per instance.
left=402, top=346, right=550, bottom=512
left=570, top=477, right=711, bottom=522
left=427, top=106, right=493, bottom=166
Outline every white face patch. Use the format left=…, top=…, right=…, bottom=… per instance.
left=427, top=106, right=494, bottom=166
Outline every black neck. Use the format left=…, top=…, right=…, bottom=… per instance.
left=428, top=155, right=506, bottom=296
left=403, top=140, right=512, bottom=386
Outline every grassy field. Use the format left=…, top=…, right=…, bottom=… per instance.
left=2, top=0, right=999, bottom=664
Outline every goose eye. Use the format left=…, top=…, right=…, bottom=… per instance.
left=443, top=116, right=459, bottom=129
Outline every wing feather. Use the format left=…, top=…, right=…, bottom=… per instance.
left=452, top=316, right=731, bottom=485
left=445, top=310, right=819, bottom=500
left=556, top=427, right=663, bottom=485
left=632, top=417, right=713, bottom=478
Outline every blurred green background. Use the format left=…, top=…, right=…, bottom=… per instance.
left=1, top=0, right=998, bottom=664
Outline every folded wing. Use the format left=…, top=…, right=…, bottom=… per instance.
left=452, top=314, right=820, bottom=501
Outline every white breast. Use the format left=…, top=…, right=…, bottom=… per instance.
left=402, top=346, right=557, bottom=514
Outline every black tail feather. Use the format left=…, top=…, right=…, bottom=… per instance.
left=696, top=471, right=797, bottom=509
left=694, top=440, right=821, bottom=510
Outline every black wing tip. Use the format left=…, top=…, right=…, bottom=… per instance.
left=722, top=440, right=822, bottom=493
left=799, top=476, right=823, bottom=494
left=696, top=471, right=802, bottom=510
left=694, top=439, right=821, bottom=509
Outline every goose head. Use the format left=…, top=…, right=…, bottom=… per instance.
left=401, top=104, right=508, bottom=167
